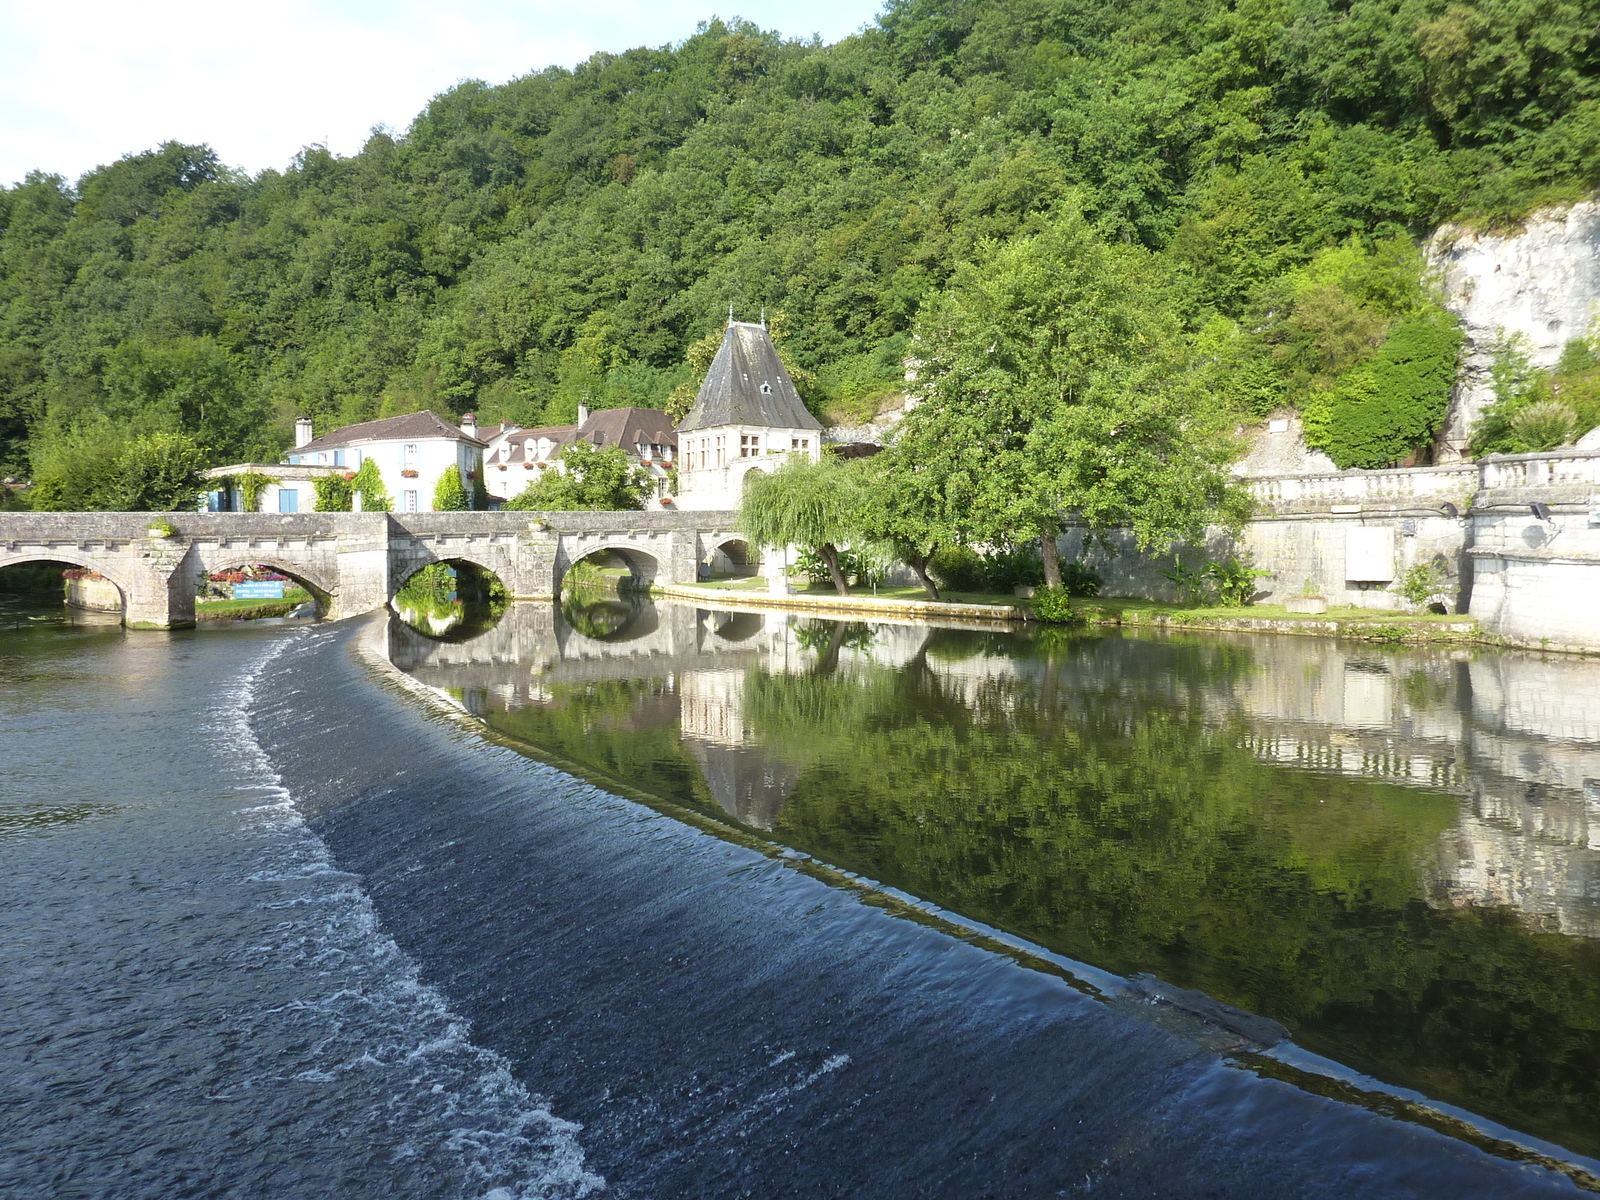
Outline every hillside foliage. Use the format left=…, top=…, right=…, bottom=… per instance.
left=2, top=0, right=1597, bottom=489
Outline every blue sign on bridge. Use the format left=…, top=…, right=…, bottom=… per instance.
left=233, top=581, right=285, bottom=600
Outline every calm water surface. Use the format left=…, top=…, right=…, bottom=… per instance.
left=390, top=596, right=1600, bottom=1165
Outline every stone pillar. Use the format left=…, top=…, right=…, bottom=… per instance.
left=333, top=514, right=394, bottom=619
left=124, top=536, right=196, bottom=629
left=515, top=530, right=559, bottom=599
left=660, top=530, right=701, bottom=586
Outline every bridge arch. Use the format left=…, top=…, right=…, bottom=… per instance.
left=556, top=541, right=661, bottom=598
left=706, top=537, right=759, bottom=580
left=201, top=556, right=335, bottom=615
left=0, top=550, right=132, bottom=617
left=390, top=556, right=513, bottom=642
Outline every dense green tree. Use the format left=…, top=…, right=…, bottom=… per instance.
left=1, top=0, right=1595, bottom=490
left=897, top=211, right=1248, bottom=588
left=506, top=440, right=653, bottom=510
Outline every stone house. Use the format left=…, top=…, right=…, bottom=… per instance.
left=204, top=411, right=486, bottom=512
left=479, top=404, right=678, bottom=508
left=673, top=320, right=822, bottom=511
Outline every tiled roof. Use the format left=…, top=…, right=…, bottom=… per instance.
left=678, top=322, right=821, bottom=433
left=292, top=410, right=484, bottom=455
left=494, top=425, right=578, bottom=464
left=578, top=407, right=678, bottom=449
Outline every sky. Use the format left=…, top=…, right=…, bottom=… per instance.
left=0, top=0, right=885, bottom=189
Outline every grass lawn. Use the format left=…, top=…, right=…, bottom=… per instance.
left=1080, top=598, right=1469, bottom=624
left=197, top=586, right=311, bottom=620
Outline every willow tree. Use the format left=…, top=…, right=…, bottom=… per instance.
left=895, top=210, right=1247, bottom=588
left=739, top=455, right=870, bottom=596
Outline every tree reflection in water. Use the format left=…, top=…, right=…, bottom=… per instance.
left=390, top=599, right=1600, bottom=1161
left=392, top=561, right=509, bottom=641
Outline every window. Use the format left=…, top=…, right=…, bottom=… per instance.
left=715, top=435, right=726, bottom=467
left=278, top=489, right=299, bottom=513
left=404, top=490, right=419, bottom=512
left=403, top=443, right=418, bottom=469
left=791, top=437, right=810, bottom=452
left=740, top=434, right=759, bottom=457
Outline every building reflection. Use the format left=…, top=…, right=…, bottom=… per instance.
left=385, top=600, right=1600, bottom=935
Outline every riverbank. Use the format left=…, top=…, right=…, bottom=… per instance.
left=654, top=580, right=1594, bottom=653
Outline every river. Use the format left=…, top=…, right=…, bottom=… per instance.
left=2, top=591, right=1597, bottom=1197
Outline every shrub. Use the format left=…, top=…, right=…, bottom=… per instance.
left=1031, top=585, right=1084, bottom=624
left=928, top=544, right=1045, bottom=594
left=1317, top=315, right=1463, bottom=469
left=929, top=546, right=984, bottom=592
left=350, top=458, right=391, bottom=511
left=1162, top=559, right=1210, bottom=605
left=1395, top=558, right=1451, bottom=608
left=1207, top=556, right=1270, bottom=606
left=433, top=465, right=469, bottom=511
left=1061, top=560, right=1101, bottom=597
left=1509, top=400, right=1577, bottom=451
left=313, top=474, right=353, bottom=512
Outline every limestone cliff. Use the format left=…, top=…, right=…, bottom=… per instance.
left=1429, top=198, right=1600, bottom=460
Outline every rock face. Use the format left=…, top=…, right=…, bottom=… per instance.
left=1232, top=411, right=1338, bottom=478
left=1429, top=198, right=1600, bottom=460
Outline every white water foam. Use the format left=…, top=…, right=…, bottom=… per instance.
left=213, top=633, right=605, bottom=1200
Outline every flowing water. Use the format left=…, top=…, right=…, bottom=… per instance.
left=3, top=589, right=1598, bottom=1197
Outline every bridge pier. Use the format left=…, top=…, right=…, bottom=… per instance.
left=125, top=535, right=198, bottom=629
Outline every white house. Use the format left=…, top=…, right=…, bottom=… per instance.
left=674, top=320, right=822, bottom=511
left=479, top=405, right=678, bottom=509
left=204, top=410, right=486, bottom=512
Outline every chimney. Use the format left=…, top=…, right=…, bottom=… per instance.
left=461, top=411, right=477, bottom=439
left=294, top=417, right=313, bottom=448
left=577, top=401, right=589, bottom=428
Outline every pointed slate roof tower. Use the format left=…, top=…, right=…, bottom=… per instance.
left=679, top=321, right=822, bottom=433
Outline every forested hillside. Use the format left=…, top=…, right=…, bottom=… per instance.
left=1, top=0, right=1596, bottom=495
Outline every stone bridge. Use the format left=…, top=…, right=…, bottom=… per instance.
left=0, top=510, right=747, bottom=628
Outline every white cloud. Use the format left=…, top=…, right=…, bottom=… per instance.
left=0, top=0, right=882, bottom=188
